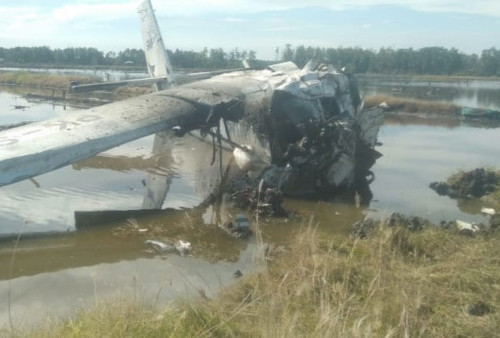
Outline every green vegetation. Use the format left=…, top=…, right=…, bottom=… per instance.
left=2, top=45, right=500, bottom=76
left=0, top=47, right=145, bottom=68
left=10, top=222, right=500, bottom=337
left=282, top=45, right=499, bottom=76
left=0, top=46, right=258, bottom=70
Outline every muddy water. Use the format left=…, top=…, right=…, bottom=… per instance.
left=1, top=84, right=500, bottom=327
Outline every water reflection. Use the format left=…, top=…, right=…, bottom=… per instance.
left=369, top=123, right=500, bottom=224
left=0, top=231, right=262, bottom=328
left=359, top=76, right=500, bottom=111
left=1, top=84, right=500, bottom=327
left=1, top=67, right=148, bottom=82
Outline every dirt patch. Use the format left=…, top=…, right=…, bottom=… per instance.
left=351, top=212, right=434, bottom=237
left=430, top=168, right=500, bottom=199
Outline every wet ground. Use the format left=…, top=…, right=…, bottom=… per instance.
left=1, top=77, right=500, bottom=327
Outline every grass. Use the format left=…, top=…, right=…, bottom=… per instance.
left=0, top=71, right=151, bottom=103
left=358, top=73, right=500, bottom=82
left=0, top=71, right=94, bottom=89
left=364, top=94, right=459, bottom=115
left=8, top=221, right=500, bottom=337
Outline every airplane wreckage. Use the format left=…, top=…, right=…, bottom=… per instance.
left=0, top=0, right=384, bottom=220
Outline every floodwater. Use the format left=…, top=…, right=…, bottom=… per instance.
left=2, top=66, right=147, bottom=82
left=1, top=79, right=500, bottom=327
left=358, top=75, right=500, bottom=111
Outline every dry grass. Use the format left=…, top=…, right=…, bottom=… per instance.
left=8, top=221, right=500, bottom=337
left=0, top=71, right=150, bottom=102
left=113, top=86, right=152, bottom=100
left=0, top=71, right=94, bottom=89
left=364, top=94, right=459, bottom=115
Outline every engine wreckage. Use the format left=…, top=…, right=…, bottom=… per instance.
left=168, top=60, right=384, bottom=212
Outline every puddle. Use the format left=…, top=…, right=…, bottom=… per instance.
left=1, top=82, right=500, bottom=327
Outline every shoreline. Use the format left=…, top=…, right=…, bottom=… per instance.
left=8, top=214, right=500, bottom=337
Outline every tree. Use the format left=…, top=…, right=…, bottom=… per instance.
left=282, top=44, right=294, bottom=62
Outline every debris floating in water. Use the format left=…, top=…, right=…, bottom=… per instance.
left=481, top=207, right=496, bottom=215
left=145, top=239, right=174, bottom=253
left=175, top=240, right=192, bottom=255
left=145, top=239, right=192, bottom=255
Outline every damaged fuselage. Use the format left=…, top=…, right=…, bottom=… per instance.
left=169, top=60, right=384, bottom=197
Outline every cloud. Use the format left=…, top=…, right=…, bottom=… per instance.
left=1, top=0, right=499, bottom=55
left=150, top=0, right=500, bottom=17
left=222, top=17, right=247, bottom=22
left=51, top=2, right=137, bottom=23
left=0, top=1, right=140, bottom=47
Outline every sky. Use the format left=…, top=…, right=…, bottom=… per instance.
left=1, top=0, right=500, bottom=60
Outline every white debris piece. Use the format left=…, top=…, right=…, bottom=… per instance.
left=145, top=239, right=173, bottom=252
left=379, top=102, right=389, bottom=109
left=145, top=239, right=191, bottom=255
left=455, top=220, right=479, bottom=232
left=480, top=207, right=496, bottom=215
left=233, top=145, right=263, bottom=171
left=175, top=240, right=192, bottom=255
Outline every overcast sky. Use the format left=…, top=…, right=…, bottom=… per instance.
left=1, top=0, right=499, bottom=60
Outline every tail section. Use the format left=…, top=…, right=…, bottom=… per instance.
left=137, top=0, right=175, bottom=90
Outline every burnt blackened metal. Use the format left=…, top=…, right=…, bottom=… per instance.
left=183, top=62, right=385, bottom=199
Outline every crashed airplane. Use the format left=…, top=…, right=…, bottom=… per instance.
left=0, top=0, right=384, bottom=205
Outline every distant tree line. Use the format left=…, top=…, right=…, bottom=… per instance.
left=1, top=45, right=499, bottom=76
left=0, top=46, right=257, bottom=70
left=281, top=44, right=500, bottom=76
left=0, top=46, right=146, bottom=67
left=169, top=48, right=257, bottom=69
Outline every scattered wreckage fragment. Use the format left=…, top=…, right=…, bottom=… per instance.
left=145, top=239, right=191, bottom=255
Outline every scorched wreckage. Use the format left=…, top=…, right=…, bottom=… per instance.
left=0, top=0, right=384, bottom=206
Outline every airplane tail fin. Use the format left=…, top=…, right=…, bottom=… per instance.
left=137, top=0, right=175, bottom=90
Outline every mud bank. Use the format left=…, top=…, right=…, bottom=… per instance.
left=0, top=71, right=150, bottom=108
left=364, top=94, right=458, bottom=115
left=364, top=94, right=500, bottom=125
left=430, top=168, right=500, bottom=200
left=353, top=212, right=500, bottom=238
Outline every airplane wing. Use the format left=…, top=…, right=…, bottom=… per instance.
left=70, top=77, right=168, bottom=92
left=69, top=69, right=246, bottom=93
left=0, top=88, right=243, bottom=187
left=0, top=0, right=263, bottom=189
